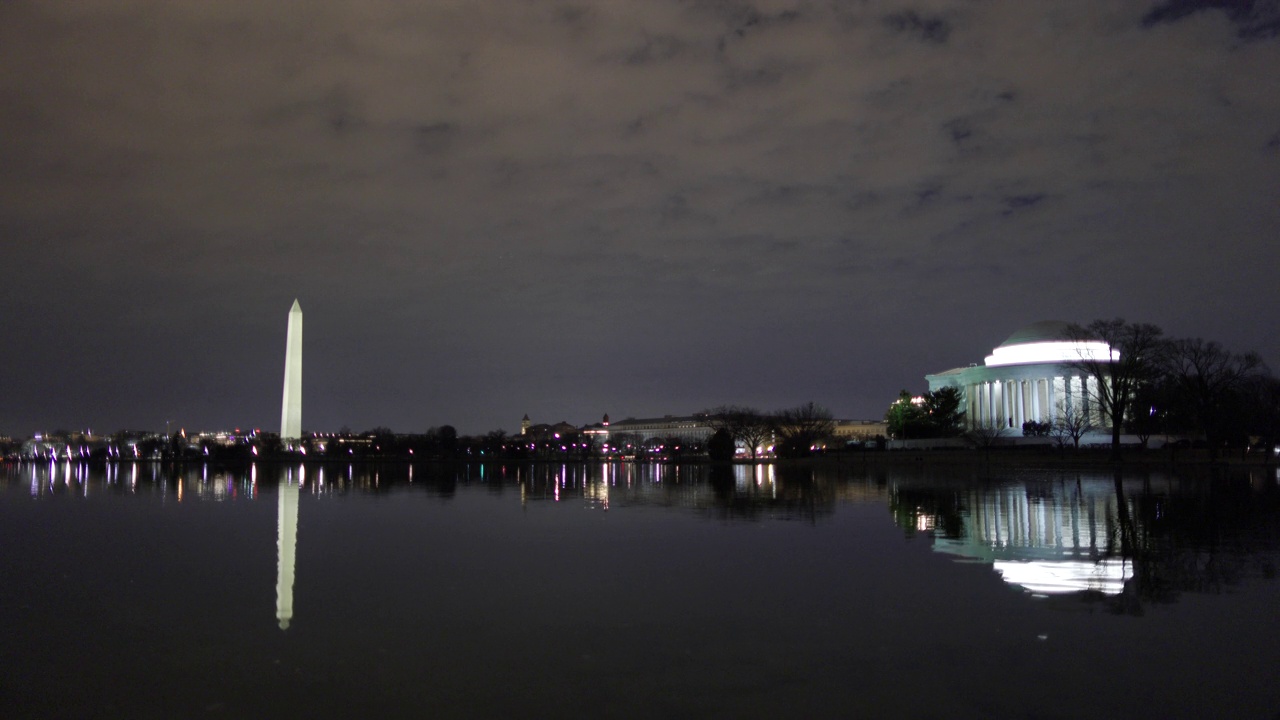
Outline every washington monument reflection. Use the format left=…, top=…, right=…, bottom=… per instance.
left=276, top=473, right=299, bottom=630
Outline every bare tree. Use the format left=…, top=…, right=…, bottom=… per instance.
left=707, top=405, right=773, bottom=460
left=608, top=432, right=642, bottom=455
left=1052, top=399, right=1095, bottom=449
left=1162, top=338, right=1266, bottom=454
left=1125, top=380, right=1168, bottom=449
left=1066, top=319, right=1165, bottom=456
left=1243, top=374, right=1280, bottom=459
left=771, top=402, right=836, bottom=458
left=964, top=423, right=1008, bottom=449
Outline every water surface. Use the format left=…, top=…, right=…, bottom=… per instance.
left=3, top=462, right=1278, bottom=719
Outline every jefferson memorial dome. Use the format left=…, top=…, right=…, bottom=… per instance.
left=927, top=321, right=1116, bottom=430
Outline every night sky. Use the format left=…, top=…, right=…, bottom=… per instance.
left=3, top=1, right=1278, bottom=436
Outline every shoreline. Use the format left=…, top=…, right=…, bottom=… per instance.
left=5, top=447, right=1275, bottom=471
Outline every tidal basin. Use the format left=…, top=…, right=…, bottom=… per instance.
left=3, top=462, right=1279, bottom=719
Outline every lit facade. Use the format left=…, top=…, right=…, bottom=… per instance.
left=926, top=321, right=1115, bottom=430
left=831, top=420, right=888, bottom=442
left=594, top=414, right=716, bottom=444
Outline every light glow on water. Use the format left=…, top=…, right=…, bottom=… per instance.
left=994, top=558, right=1132, bottom=595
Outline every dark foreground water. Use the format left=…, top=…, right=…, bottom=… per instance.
left=3, top=461, right=1279, bottom=719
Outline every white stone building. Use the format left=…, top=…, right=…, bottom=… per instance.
left=925, top=321, right=1116, bottom=431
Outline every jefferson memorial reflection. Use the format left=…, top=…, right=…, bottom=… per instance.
left=898, top=476, right=1133, bottom=595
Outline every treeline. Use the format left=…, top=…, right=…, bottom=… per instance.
left=702, top=402, right=837, bottom=460
left=7, top=401, right=845, bottom=464
left=884, top=388, right=965, bottom=440
left=1056, top=320, right=1276, bottom=455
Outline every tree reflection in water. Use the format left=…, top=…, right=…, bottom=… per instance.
left=888, top=467, right=1280, bottom=611
left=1111, top=468, right=1280, bottom=613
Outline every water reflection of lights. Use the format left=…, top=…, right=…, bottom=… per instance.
left=12, top=460, right=804, bottom=512
left=930, top=482, right=1131, bottom=596
left=745, top=464, right=777, bottom=496
left=994, top=559, right=1132, bottom=596
left=585, top=463, right=611, bottom=511
left=277, top=478, right=299, bottom=630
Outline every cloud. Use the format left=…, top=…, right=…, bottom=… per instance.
left=883, top=10, right=952, bottom=44
left=1, top=1, right=1279, bottom=432
left=1142, top=0, right=1280, bottom=39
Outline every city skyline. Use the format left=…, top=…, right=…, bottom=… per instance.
left=3, top=2, right=1278, bottom=436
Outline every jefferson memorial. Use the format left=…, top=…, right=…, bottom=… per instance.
left=926, top=321, right=1116, bottom=430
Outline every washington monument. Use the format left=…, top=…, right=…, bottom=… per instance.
left=280, top=299, right=302, bottom=440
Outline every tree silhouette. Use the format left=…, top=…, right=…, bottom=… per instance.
left=1161, top=338, right=1266, bottom=457
left=707, top=405, right=773, bottom=459
left=772, top=402, right=835, bottom=458
left=1066, top=319, right=1165, bottom=457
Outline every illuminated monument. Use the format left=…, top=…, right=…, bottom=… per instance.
left=276, top=301, right=303, bottom=629
left=280, top=299, right=303, bottom=440
left=276, top=474, right=299, bottom=629
left=926, top=320, right=1116, bottom=430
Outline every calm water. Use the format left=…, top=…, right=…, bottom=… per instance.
left=3, top=461, right=1279, bottom=719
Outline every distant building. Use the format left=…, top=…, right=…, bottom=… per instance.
left=522, top=411, right=884, bottom=456
left=21, top=431, right=107, bottom=460
left=831, top=420, right=888, bottom=444
left=580, top=412, right=885, bottom=454
left=522, top=420, right=580, bottom=440
left=925, top=320, right=1115, bottom=430
left=589, top=414, right=716, bottom=444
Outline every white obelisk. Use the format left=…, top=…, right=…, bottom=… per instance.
left=280, top=300, right=302, bottom=441
left=276, top=478, right=299, bottom=630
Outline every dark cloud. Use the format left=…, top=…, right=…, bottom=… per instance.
left=1002, top=194, right=1047, bottom=215
left=915, top=182, right=944, bottom=204
left=721, top=63, right=789, bottom=90
left=944, top=118, right=974, bottom=144
left=413, top=122, right=458, bottom=154
left=883, top=10, right=952, bottom=44
left=624, top=34, right=687, bottom=65
left=1143, top=1, right=1280, bottom=39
